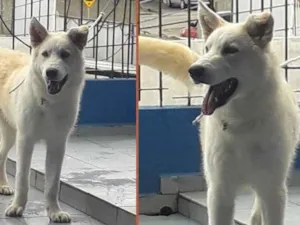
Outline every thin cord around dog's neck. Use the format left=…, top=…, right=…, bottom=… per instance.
left=9, top=78, right=25, bottom=94
left=9, top=78, right=46, bottom=106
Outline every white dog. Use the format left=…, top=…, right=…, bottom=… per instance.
left=0, top=17, right=88, bottom=223
left=139, top=1, right=300, bottom=225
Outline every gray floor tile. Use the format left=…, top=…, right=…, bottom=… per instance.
left=4, top=176, right=84, bottom=218
left=189, top=202, right=208, bottom=225
left=116, top=207, right=135, bottom=225
left=86, top=195, right=117, bottom=225
left=139, top=194, right=177, bottom=215
left=139, top=214, right=201, bottom=225
left=19, top=215, right=105, bottom=225
left=0, top=175, right=106, bottom=225
left=289, top=187, right=300, bottom=205
left=0, top=218, right=25, bottom=225
left=120, top=206, right=135, bottom=215
left=60, top=183, right=87, bottom=212
left=178, top=197, right=189, bottom=218
left=180, top=186, right=300, bottom=225
left=7, top=126, right=136, bottom=210
left=235, top=205, right=300, bottom=225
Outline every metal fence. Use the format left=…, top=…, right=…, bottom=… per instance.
left=0, top=0, right=136, bottom=78
left=138, top=0, right=300, bottom=107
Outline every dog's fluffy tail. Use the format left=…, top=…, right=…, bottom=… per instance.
left=138, top=36, right=199, bottom=88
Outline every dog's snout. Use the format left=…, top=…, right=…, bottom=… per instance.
left=189, top=65, right=205, bottom=77
left=188, top=65, right=205, bottom=84
left=46, top=68, right=58, bottom=80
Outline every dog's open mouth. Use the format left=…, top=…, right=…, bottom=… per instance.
left=47, top=75, right=68, bottom=95
left=202, top=78, right=238, bottom=115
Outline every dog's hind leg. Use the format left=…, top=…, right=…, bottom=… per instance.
left=255, top=184, right=286, bottom=225
left=250, top=194, right=262, bottom=225
left=0, top=116, right=16, bottom=195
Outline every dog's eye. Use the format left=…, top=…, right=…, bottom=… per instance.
left=222, top=46, right=239, bottom=55
left=60, top=51, right=70, bottom=59
left=42, top=51, right=49, bottom=57
left=205, top=46, right=209, bottom=53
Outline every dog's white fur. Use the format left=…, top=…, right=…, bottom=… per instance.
left=0, top=17, right=88, bottom=223
left=138, top=2, right=300, bottom=225
left=139, top=36, right=199, bottom=88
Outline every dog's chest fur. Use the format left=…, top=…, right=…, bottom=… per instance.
left=32, top=95, right=80, bottom=138
left=2, top=79, right=83, bottom=140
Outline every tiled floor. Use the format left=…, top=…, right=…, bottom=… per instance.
left=235, top=187, right=300, bottom=224
left=180, top=186, right=300, bottom=225
left=7, top=126, right=136, bottom=212
left=139, top=214, right=200, bottom=225
left=139, top=186, right=300, bottom=225
left=0, top=175, right=105, bottom=225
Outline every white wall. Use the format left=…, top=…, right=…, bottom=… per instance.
left=14, top=0, right=56, bottom=33
left=231, top=0, right=299, bottom=36
left=9, top=0, right=135, bottom=65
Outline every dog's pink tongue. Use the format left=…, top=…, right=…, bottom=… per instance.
left=202, top=89, right=216, bottom=115
left=48, top=81, right=60, bottom=94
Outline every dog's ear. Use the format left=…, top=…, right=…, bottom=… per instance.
left=67, top=26, right=89, bottom=50
left=244, top=11, right=274, bottom=48
left=29, top=17, right=48, bottom=48
left=198, top=0, right=227, bottom=40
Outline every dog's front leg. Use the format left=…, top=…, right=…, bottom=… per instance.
left=207, top=183, right=236, bottom=225
left=204, top=151, right=238, bottom=225
left=45, top=135, right=71, bottom=223
left=5, top=133, right=35, bottom=217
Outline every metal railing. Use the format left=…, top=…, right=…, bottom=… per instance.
left=0, top=0, right=136, bottom=79
left=138, top=0, right=300, bottom=106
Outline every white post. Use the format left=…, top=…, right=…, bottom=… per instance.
left=52, top=0, right=57, bottom=31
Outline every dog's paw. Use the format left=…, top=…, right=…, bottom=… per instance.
left=5, top=204, right=24, bottom=217
left=49, top=211, right=71, bottom=223
left=0, top=185, right=14, bottom=195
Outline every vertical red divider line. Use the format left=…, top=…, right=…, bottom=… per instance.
left=135, top=0, right=140, bottom=224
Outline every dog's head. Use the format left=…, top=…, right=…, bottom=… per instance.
left=29, top=17, right=89, bottom=95
left=189, top=1, right=274, bottom=115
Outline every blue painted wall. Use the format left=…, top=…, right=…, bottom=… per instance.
left=78, top=79, right=136, bottom=125
left=139, top=106, right=300, bottom=194
left=296, top=151, right=300, bottom=169
left=139, top=106, right=201, bottom=194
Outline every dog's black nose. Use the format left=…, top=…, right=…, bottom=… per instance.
left=188, top=65, right=205, bottom=84
left=46, top=68, right=58, bottom=80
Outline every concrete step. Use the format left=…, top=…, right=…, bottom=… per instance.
left=178, top=187, right=300, bottom=225
left=6, top=126, right=136, bottom=225
left=1, top=175, right=106, bottom=225
left=160, top=170, right=300, bottom=195
left=139, top=214, right=201, bottom=225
